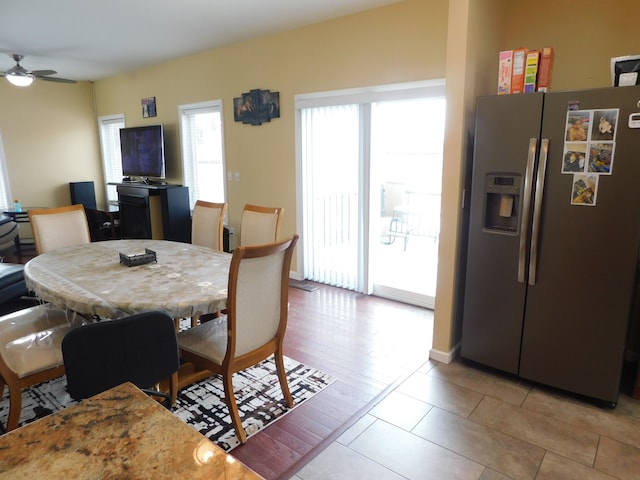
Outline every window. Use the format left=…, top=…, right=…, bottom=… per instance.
left=179, top=100, right=226, bottom=209
left=97, top=114, right=125, bottom=203
left=0, top=133, right=13, bottom=211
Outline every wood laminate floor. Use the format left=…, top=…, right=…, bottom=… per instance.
left=233, top=282, right=434, bottom=479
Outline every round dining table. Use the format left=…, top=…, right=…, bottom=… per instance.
left=23, top=239, right=232, bottom=320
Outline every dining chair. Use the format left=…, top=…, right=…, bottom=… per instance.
left=28, top=204, right=91, bottom=255
left=0, top=304, right=87, bottom=431
left=239, top=203, right=283, bottom=246
left=190, top=200, right=228, bottom=327
left=177, top=234, right=299, bottom=443
left=61, top=311, right=180, bottom=406
left=191, top=200, right=227, bottom=251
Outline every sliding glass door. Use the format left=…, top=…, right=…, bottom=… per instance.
left=297, top=82, right=445, bottom=308
left=369, top=98, right=445, bottom=308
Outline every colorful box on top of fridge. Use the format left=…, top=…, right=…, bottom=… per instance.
left=537, top=47, right=554, bottom=92
left=498, top=50, right=513, bottom=95
left=511, top=48, right=527, bottom=94
left=524, top=50, right=540, bottom=93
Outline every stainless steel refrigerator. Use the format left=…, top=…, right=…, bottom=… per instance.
left=461, top=86, right=640, bottom=405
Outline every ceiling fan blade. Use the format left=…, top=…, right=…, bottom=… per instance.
left=3, top=65, right=25, bottom=76
left=3, top=55, right=76, bottom=84
left=39, top=76, right=77, bottom=84
left=31, top=69, right=57, bottom=76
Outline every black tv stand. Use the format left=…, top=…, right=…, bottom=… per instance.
left=116, top=183, right=190, bottom=242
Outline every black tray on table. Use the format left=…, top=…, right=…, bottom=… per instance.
left=119, top=248, right=157, bottom=267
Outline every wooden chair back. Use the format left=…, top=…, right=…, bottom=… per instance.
left=227, top=234, right=297, bottom=360
left=191, top=200, right=227, bottom=251
left=239, top=204, right=283, bottom=246
left=28, top=204, right=91, bottom=255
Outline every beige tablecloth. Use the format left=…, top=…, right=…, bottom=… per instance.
left=24, top=240, right=231, bottom=319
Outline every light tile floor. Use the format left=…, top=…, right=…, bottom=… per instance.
left=291, top=360, right=640, bottom=480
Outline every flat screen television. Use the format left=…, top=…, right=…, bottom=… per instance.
left=119, top=125, right=165, bottom=180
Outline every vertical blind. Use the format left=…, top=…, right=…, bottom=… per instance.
left=98, top=114, right=125, bottom=203
left=0, top=134, right=13, bottom=211
left=301, top=104, right=360, bottom=290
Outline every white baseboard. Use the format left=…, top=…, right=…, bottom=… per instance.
left=289, top=271, right=303, bottom=281
left=429, top=342, right=460, bottom=364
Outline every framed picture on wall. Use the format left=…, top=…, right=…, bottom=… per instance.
left=611, top=55, right=640, bottom=86
left=233, top=89, right=279, bottom=125
left=142, top=97, right=157, bottom=118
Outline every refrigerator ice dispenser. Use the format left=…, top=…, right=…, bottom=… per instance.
left=483, top=173, right=520, bottom=234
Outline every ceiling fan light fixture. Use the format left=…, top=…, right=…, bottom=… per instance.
left=6, top=72, right=34, bottom=87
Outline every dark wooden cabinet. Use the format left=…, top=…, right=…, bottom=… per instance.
left=116, top=184, right=190, bottom=243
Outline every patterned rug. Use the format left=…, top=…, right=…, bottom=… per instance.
left=0, top=355, right=334, bottom=451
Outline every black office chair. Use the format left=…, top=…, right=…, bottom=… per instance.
left=61, top=311, right=180, bottom=407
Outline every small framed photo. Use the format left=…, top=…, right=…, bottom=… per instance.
left=142, top=97, right=157, bottom=118
left=611, top=54, right=640, bottom=86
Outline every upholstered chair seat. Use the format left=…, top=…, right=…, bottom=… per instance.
left=178, top=316, right=228, bottom=364
left=0, top=304, right=87, bottom=431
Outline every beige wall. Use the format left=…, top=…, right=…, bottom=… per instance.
left=94, top=0, right=448, bottom=246
left=432, top=0, right=508, bottom=358
left=0, top=80, right=101, bottom=207
left=504, top=0, right=640, bottom=91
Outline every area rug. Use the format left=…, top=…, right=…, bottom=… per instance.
left=0, top=355, right=334, bottom=451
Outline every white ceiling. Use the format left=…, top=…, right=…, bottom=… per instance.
left=0, top=0, right=401, bottom=82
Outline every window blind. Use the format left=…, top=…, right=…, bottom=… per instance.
left=179, top=101, right=225, bottom=209
left=98, top=114, right=125, bottom=203
left=0, top=134, right=13, bottom=211
left=301, top=104, right=360, bottom=290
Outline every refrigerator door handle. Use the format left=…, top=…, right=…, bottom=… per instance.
left=518, top=138, right=538, bottom=283
left=528, top=138, right=549, bottom=286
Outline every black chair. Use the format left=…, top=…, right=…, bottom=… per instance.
left=0, top=263, right=28, bottom=307
left=69, top=181, right=97, bottom=210
left=69, top=181, right=117, bottom=241
left=61, top=311, right=179, bottom=407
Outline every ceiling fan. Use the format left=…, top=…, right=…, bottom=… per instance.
left=1, top=54, right=76, bottom=87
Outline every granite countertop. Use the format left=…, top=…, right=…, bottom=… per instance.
left=0, top=382, right=262, bottom=479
